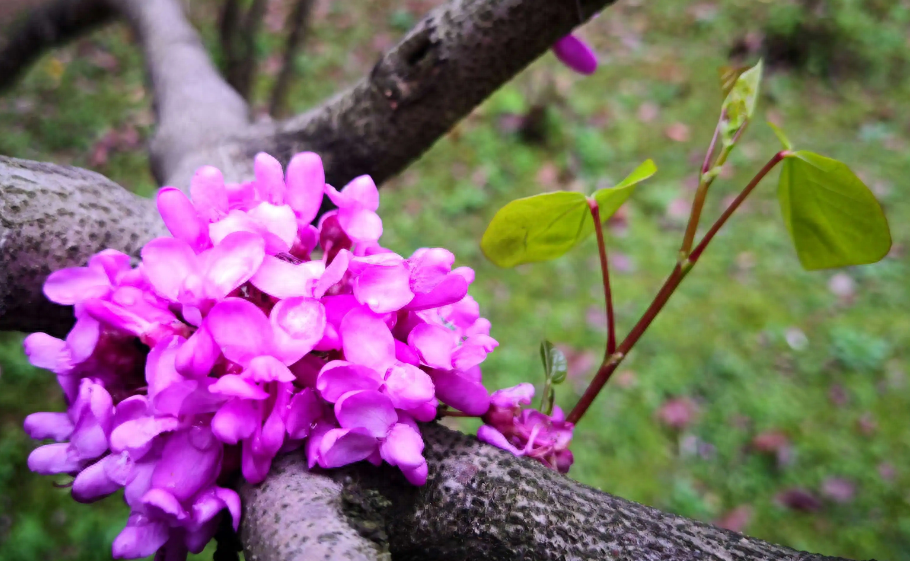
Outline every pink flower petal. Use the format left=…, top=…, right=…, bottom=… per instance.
left=248, top=202, right=298, bottom=250
left=212, top=399, right=260, bottom=444
left=27, top=443, right=81, bottom=474
left=209, top=209, right=260, bottom=245
left=306, top=422, right=333, bottom=468
left=403, top=273, right=468, bottom=311
left=383, top=363, right=435, bottom=410
left=157, top=187, right=210, bottom=251
left=254, top=152, right=286, bottom=205
left=452, top=266, right=475, bottom=284
left=318, top=212, right=353, bottom=262
left=429, top=369, right=490, bottom=416
left=319, top=427, right=378, bottom=468
left=72, top=454, right=127, bottom=503
left=316, top=361, right=383, bottom=403
left=190, top=165, right=228, bottom=222
left=394, top=339, right=419, bottom=366
left=335, top=390, right=397, bottom=438
left=112, top=515, right=169, bottom=559
left=477, top=425, right=523, bottom=455
left=340, top=306, right=396, bottom=372
left=24, top=412, right=74, bottom=441
left=407, top=323, right=456, bottom=369
left=151, top=426, right=222, bottom=501
left=202, top=231, right=266, bottom=300
left=408, top=248, right=454, bottom=293
left=286, top=388, right=322, bottom=439
left=43, top=266, right=109, bottom=305
left=293, top=223, right=320, bottom=259
left=110, top=416, right=180, bottom=454
left=88, top=249, right=131, bottom=284
left=175, top=326, right=219, bottom=378
left=401, top=462, right=428, bottom=485
left=250, top=255, right=323, bottom=298
left=405, top=400, right=438, bottom=422
left=451, top=336, right=498, bottom=371
left=552, top=34, right=598, bottom=75
left=353, top=261, right=413, bottom=313
left=142, top=488, right=187, bottom=520
left=379, top=423, right=425, bottom=469
left=244, top=355, right=296, bottom=383
left=316, top=294, right=359, bottom=351
left=286, top=151, right=325, bottom=224
left=23, top=333, right=69, bottom=372
left=209, top=374, right=269, bottom=400
left=338, top=207, right=383, bottom=242
left=325, top=175, right=379, bottom=211
left=141, top=237, right=197, bottom=301
left=65, top=316, right=100, bottom=364
left=206, top=298, right=273, bottom=366
left=313, top=248, right=351, bottom=298
left=270, top=297, right=326, bottom=364
left=490, top=383, right=535, bottom=409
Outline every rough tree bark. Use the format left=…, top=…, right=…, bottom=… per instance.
left=0, top=0, right=870, bottom=560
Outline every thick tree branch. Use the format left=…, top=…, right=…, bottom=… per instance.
left=0, top=156, right=166, bottom=336
left=257, top=0, right=616, bottom=188
left=0, top=0, right=115, bottom=93
left=242, top=422, right=855, bottom=561
left=107, top=0, right=251, bottom=186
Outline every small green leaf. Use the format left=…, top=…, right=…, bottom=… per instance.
left=720, top=59, right=763, bottom=143
left=778, top=151, right=892, bottom=270
left=767, top=121, right=794, bottom=150
left=481, top=161, right=655, bottom=268
left=593, top=159, right=657, bottom=217
left=481, top=192, right=589, bottom=267
left=539, top=340, right=568, bottom=385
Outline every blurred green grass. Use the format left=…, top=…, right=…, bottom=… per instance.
left=1, top=0, right=909, bottom=559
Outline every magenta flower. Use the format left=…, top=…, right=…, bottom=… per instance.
left=552, top=34, right=598, bottom=75
left=478, top=384, right=575, bottom=473
left=22, top=150, right=502, bottom=560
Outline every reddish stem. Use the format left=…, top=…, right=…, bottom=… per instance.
left=566, top=152, right=787, bottom=425
left=588, top=199, right=616, bottom=354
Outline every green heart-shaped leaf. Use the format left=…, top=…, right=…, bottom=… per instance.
left=481, top=160, right=656, bottom=268
left=778, top=151, right=892, bottom=270
left=480, top=191, right=589, bottom=267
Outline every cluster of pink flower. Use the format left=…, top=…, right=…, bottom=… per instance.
left=479, top=383, right=575, bottom=473
left=21, top=152, right=504, bottom=559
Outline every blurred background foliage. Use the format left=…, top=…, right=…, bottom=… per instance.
left=1, top=0, right=909, bottom=559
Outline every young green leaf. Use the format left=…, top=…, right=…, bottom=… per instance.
left=767, top=122, right=794, bottom=150
left=481, top=161, right=656, bottom=268
left=540, top=340, right=568, bottom=385
left=592, top=159, right=657, bottom=216
left=481, top=191, right=590, bottom=268
left=720, top=59, right=763, bottom=144
left=778, top=151, right=892, bottom=270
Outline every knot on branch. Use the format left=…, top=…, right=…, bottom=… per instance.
left=369, top=17, right=443, bottom=110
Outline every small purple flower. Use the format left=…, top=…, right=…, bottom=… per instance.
left=552, top=34, right=598, bottom=75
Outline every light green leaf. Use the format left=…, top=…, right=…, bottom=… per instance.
left=540, top=340, right=568, bottom=385
left=480, top=191, right=589, bottom=267
left=778, top=151, right=892, bottom=270
left=720, top=59, right=763, bottom=143
left=593, top=159, right=656, bottom=217
left=767, top=121, right=794, bottom=150
left=481, top=161, right=656, bottom=268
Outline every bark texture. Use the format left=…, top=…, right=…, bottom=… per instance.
left=0, top=156, right=166, bottom=336
left=0, top=0, right=115, bottom=92
left=241, top=423, right=855, bottom=561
